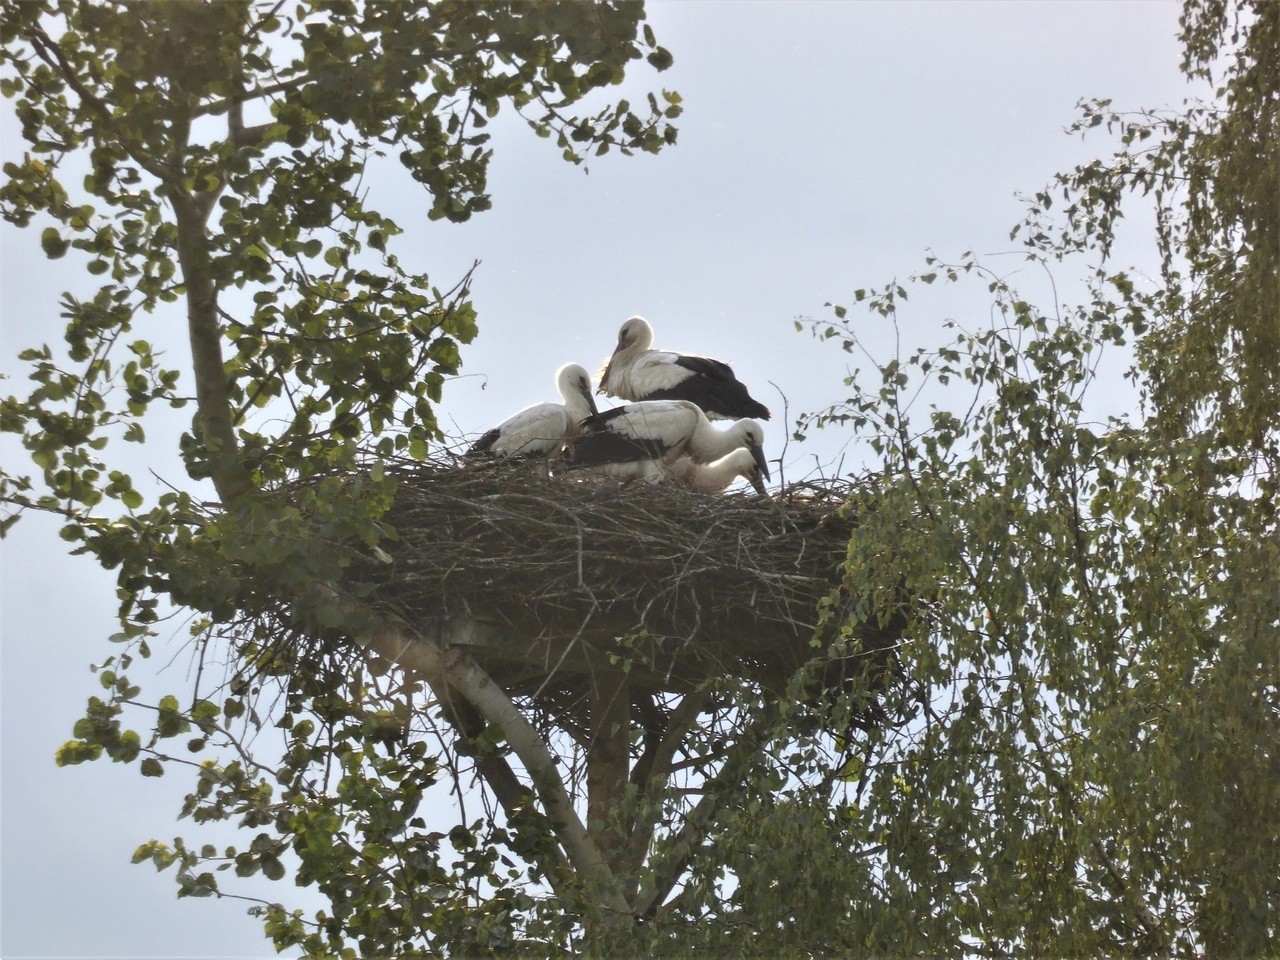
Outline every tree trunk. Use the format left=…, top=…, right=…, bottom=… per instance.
left=587, top=670, right=631, bottom=880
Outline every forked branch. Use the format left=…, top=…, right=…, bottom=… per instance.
left=369, top=622, right=630, bottom=919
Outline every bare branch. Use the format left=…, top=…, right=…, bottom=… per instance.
left=635, top=705, right=783, bottom=919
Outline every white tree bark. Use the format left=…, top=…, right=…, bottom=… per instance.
left=368, top=620, right=631, bottom=919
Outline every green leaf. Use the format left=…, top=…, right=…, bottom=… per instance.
left=55, top=740, right=103, bottom=766
left=647, top=47, right=674, bottom=71
left=140, top=757, right=164, bottom=777
left=261, top=855, right=286, bottom=881
left=40, top=227, right=69, bottom=259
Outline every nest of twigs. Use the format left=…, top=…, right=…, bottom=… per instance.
left=345, top=459, right=906, bottom=710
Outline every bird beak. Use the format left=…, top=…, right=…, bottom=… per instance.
left=585, top=387, right=600, bottom=418
left=750, top=441, right=771, bottom=481
left=748, top=469, right=768, bottom=496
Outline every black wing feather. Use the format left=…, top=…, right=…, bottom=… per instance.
left=565, top=424, right=672, bottom=467
left=466, top=427, right=502, bottom=457
left=672, top=354, right=737, bottom=381
left=588, top=406, right=639, bottom=426
left=640, top=374, right=771, bottom=421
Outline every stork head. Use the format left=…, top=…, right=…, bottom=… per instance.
left=557, top=363, right=599, bottom=419
left=734, top=419, right=770, bottom=481
left=725, top=446, right=769, bottom=495
left=616, top=315, right=654, bottom=352
left=599, top=315, right=654, bottom=394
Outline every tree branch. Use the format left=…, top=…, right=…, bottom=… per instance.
left=194, top=75, right=309, bottom=122
left=623, top=689, right=711, bottom=901
left=367, top=620, right=631, bottom=921
left=23, top=26, right=176, bottom=186
left=431, top=682, right=586, bottom=906
left=171, top=192, right=252, bottom=503
left=586, top=669, right=630, bottom=879
left=635, top=704, right=780, bottom=919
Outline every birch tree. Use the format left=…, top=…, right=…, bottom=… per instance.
left=3, top=0, right=1276, bottom=957
left=2, top=1, right=678, bottom=953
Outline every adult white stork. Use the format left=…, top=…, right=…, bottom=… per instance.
left=598, top=316, right=772, bottom=421
left=564, top=398, right=770, bottom=483
left=467, top=363, right=599, bottom=459
left=667, top=447, right=769, bottom=495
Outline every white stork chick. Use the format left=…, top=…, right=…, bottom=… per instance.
left=599, top=315, right=771, bottom=421
left=667, top=447, right=769, bottom=496
left=467, top=363, right=598, bottom=459
left=564, top=399, right=769, bottom=483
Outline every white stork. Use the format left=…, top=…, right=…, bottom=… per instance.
left=467, top=363, right=599, bottom=459
left=564, top=398, right=769, bottom=483
left=667, top=447, right=769, bottom=495
left=598, top=316, right=772, bottom=421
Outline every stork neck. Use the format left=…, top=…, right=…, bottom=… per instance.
left=688, top=459, right=736, bottom=493
left=688, top=417, right=743, bottom=463
left=614, top=340, right=646, bottom=375
left=565, top=394, right=594, bottom=422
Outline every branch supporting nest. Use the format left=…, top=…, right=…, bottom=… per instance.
left=263, top=457, right=911, bottom=916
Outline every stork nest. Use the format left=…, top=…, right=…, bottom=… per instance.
left=345, top=459, right=906, bottom=706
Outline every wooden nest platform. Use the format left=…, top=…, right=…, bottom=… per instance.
left=346, top=460, right=906, bottom=706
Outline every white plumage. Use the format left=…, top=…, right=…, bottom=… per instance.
left=598, top=316, right=772, bottom=421
left=666, top=447, right=769, bottom=495
left=564, top=399, right=769, bottom=483
left=467, top=363, right=598, bottom=459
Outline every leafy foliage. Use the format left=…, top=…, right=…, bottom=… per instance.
left=2, top=1, right=679, bottom=953
left=1016, top=0, right=1279, bottom=454
left=787, top=3, right=1278, bottom=952
left=3, top=0, right=1277, bottom=957
left=800, top=253, right=1278, bottom=954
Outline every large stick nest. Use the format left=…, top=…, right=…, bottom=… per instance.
left=347, top=460, right=906, bottom=703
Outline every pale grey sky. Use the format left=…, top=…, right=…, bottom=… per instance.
left=2, top=2, right=1187, bottom=956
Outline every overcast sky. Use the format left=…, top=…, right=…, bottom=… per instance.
left=2, top=2, right=1189, bottom=956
